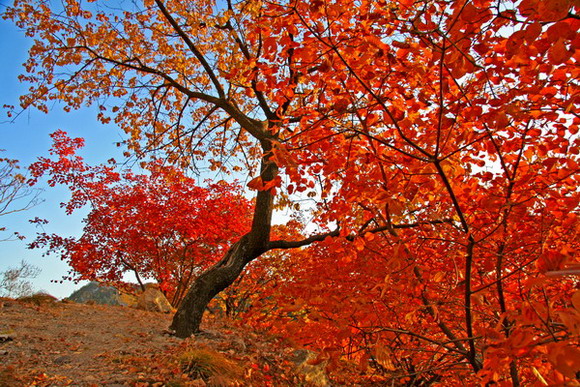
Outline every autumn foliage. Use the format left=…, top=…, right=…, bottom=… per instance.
left=6, top=0, right=580, bottom=383
left=29, top=131, right=252, bottom=306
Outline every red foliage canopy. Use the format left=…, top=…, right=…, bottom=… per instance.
left=6, top=0, right=580, bottom=382
left=29, top=131, right=252, bottom=305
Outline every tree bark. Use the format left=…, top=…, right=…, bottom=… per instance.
left=170, top=140, right=276, bottom=338
left=170, top=234, right=263, bottom=337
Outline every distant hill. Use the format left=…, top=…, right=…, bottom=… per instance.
left=67, top=282, right=121, bottom=305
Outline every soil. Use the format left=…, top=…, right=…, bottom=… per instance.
left=0, top=297, right=180, bottom=386
left=0, top=297, right=328, bottom=387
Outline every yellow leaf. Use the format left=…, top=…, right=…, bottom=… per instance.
left=531, top=366, right=548, bottom=386
left=374, top=343, right=396, bottom=371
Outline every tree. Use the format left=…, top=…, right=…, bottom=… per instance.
left=6, top=0, right=579, bottom=383
left=0, top=260, right=41, bottom=298
left=29, top=130, right=252, bottom=306
left=0, top=152, right=41, bottom=241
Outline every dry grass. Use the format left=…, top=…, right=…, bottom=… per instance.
left=0, top=366, right=23, bottom=387
left=17, top=292, right=58, bottom=306
left=179, top=345, right=244, bottom=386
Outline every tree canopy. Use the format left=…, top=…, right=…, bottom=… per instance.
left=6, top=0, right=579, bottom=383
left=29, top=130, right=252, bottom=306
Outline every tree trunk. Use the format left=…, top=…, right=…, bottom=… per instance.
left=170, top=142, right=276, bottom=338
left=170, top=235, right=261, bottom=337
left=170, top=236, right=263, bottom=336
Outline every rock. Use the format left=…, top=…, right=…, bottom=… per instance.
left=54, top=355, right=73, bottom=365
left=136, top=288, right=173, bottom=313
left=67, top=282, right=121, bottom=305
left=292, top=349, right=331, bottom=387
left=118, top=292, right=138, bottom=308
left=3, top=300, right=14, bottom=307
left=0, top=334, right=14, bottom=343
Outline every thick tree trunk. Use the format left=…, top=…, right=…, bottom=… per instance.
left=170, top=141, right=276, bottom=338
left=170, top=235, right=261, bottom=337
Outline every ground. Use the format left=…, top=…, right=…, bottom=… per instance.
left=0, top=296, right=340, bottom=386
left=1, top=296, right=180, bottom=386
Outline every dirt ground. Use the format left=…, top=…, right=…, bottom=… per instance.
left=0, top=297, right=181, bottom=386
left=0, top=297, right=334, bottom=387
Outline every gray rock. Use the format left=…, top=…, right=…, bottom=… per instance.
left=67, top=282, right=121, bottom=305
left=54, top=355, right=73, bottom=365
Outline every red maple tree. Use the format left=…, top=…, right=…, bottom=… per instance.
left=29, top=130, right=252, bottom=306
left=7, top=0, right=579, bottom=383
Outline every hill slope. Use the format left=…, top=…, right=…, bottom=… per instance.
left=0, top=297, right=342, bottom=386
left=67, top=282, right=122, bottom=305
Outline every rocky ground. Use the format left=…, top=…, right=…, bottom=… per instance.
left=0, top=296, right=338, bottom=386
left=1, top=296, right=180, bottom=386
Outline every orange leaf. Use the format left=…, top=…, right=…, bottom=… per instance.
left=546, top=342, right=580, bottom=378
left=548, top=39, right=571, bottom=65
left=353, top=237, right=365, bottom=251
left=247, top=176, right=264, bottom=190
left=524, top=22, right=542, bottom=43
left=374, top=342, right=396, bottom=371
left=572, top=290, right=580, bottom=311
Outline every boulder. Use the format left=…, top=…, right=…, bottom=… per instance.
left=292, top=349, right=330, bottom=387
left=136, top=287, right=173, bottom=313
left=118, top=292, right=138, bottom=308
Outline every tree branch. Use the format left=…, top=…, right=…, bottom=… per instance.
left=268, top=228, right=339, bottom=250
left=154, top=0, right=226, bottom=98
left=268, top=219, right=452, bottom=250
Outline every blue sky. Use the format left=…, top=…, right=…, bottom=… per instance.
left=0, top=15, right=127, bottom=298
left=0, top=5, right=291, bottom=299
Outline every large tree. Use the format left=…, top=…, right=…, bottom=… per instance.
left=6, top=0, right=579, bottom=383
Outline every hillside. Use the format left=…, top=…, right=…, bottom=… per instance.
left=0, top=296, right=357, bottom=386
left=67, top=282, right=122, bottom=305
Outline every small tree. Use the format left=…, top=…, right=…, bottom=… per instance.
left=0, top=152, right=41, bottom=241
left=29, top=131, right=253, bottom=307
left=0, top=260, right=41, bottom=298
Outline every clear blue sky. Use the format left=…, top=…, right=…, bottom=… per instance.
left=0, top=15, right=127, bottom=298
left=0, top=6, right=288, bottom=299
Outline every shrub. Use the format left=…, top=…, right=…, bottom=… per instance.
left=18, top=292, right=57, bottom=305
left=179, top=345, right=243, bottom=386
left=0, top=260, right=40, bottom=298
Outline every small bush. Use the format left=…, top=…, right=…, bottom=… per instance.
left=18, top=292, right=58, bottom=306
left=0, top=260, right=40, bottom=298
left=179, top=345, right=243, bottom=386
